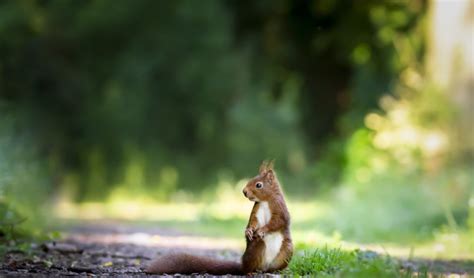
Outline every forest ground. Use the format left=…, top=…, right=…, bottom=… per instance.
left=1, top=220, right=473, bottom=277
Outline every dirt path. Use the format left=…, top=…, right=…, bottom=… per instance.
left=1, top=220, right=243, bottom=277
left=1, top=220, right=473, bottom=276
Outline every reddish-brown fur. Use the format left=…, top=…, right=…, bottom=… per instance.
left=145, top=253, right=241, bottom=275
left=145, top=161, right=293, bottom=275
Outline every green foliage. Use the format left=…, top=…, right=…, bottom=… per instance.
left=325, top=80, right=474, bottom=242
left=0, top=110, right=52, bottom=237
left=0, top=201, right=49, bottom=257
left=463, top=196, right=474, bottom=253
left=320, top=173, right=470, bottom=243
left=0, top=201, right=27, bottom=242
left=230, top=0, right=427, bottom=137
left=0, top=197, right=62, bottom=255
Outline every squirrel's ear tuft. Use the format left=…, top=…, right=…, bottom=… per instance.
left=259, top=161, right=267, bottom=175
left=259, top=159, right=275, bottom=176
left=267, top=159, right=275, bottom=170
left=259, top=159, right=275, bottom=175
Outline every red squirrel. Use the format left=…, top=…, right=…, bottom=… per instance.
left=145, top=161, right=293, bottom=275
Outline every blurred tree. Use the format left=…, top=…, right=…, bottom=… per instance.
left=0, top=0, right=247, bottom=199
left=0, top=0, right=428, bottom=201
left=228, top=0, right=426, bottom=143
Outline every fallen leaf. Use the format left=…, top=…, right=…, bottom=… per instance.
left=102, top=261, right=113, bottom=267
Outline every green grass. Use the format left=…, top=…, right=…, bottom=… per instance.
left=283, top=247, right=420, bottom=277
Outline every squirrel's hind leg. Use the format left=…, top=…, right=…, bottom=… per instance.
left=242, top=238, right=265, bottom=274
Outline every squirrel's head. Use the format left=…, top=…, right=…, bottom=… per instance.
left=243, top=160, right=281, bottom=202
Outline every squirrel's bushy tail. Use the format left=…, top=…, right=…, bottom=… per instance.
left=145, top=253, right=242, bottom=275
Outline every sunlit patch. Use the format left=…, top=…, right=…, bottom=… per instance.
left=364, top=113, right=384, bottom=130
left=55, top=201, right=203, bottom=221
left=54, top=197, right=328, bottom=224
left=66, top=232, right=243, bottom=250
left=422, top=132, right=447, bottom=156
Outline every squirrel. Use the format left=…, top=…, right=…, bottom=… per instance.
left=145, top=160, right=293, bottom=275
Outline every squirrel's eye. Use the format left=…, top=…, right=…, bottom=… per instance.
left=255, top=182, right=263, bottom=189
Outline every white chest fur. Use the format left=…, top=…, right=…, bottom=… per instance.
left=256, top=202, right=283, bottom=268
left=256, top=202, right=271, bottom=227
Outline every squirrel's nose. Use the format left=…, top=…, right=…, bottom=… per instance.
left=243, top=189, right=248, bottom=197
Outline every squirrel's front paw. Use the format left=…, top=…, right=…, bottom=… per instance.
left=245, top=228, right=255, bottom=240
left=255, top=228, right=266, bottom=239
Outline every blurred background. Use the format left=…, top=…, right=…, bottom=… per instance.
left=0, top=0, right=472, bottom=259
